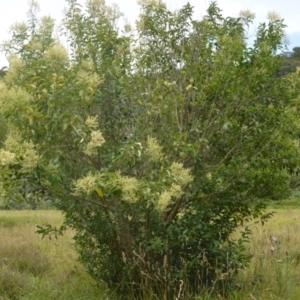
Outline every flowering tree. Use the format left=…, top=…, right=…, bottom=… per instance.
left=1, top=0, right=300, bottom=298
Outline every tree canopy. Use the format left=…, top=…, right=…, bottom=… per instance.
left=1, top=0, right=300, bottom=298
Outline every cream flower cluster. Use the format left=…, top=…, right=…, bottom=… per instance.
left=157, top=184, right=183, bottom=212
left=76, top=70, right=102, bottom=88
left=44, top=44, right=68, bottom=61
left=83, top=130, right=105, bottom=156
left=85, top=115, right=99, bottom=129
left=114, top=171, right=140, bottom=203
left=72, top=171, right=101, bottom=196
left=147, top=137, right=163, bottom=162
left=156, top=162, right=193, bottom=212
left=0, top=132, right=40, bottom=172
left=0, top=150, right=16, bottom=166
left=169, top=162, right=193, bottom=186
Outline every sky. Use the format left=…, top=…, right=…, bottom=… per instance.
left=0, top=0, right=299, bottom=66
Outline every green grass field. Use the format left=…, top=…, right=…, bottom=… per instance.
left=1, top=203, right=300, bottom=299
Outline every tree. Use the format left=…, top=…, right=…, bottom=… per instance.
left=1, top=0, right=300, bottom=298
left=277, top=46, right=300, bottom=76
left=0, top=67, right=7, bottom=78
left=0, top=68, right=8, bottom=147
left=0, top=116, right=7, bottom=147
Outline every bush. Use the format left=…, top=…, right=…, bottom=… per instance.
left=2, top=1, right=300, bottom=298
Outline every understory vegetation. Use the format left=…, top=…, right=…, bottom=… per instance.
left=0, top=206, right=300, bottom=299
left=1, top=0, right=300, bottom=299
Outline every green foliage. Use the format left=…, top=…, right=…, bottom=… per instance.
left=0, top=115, right=7, bottom=147
left=1, top=0, right=300, bottom=298
left=0, top=66, right=7, bottom=145
left=0, top=66, right=7, bottom=78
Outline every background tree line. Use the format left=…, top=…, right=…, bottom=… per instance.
left=278, top=46, right=300, bottom=76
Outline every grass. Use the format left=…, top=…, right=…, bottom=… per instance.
left=0, top=210, right=106, bottom=300
left=231, top=207, right=300, bottom=300
left=1, top=202, right=300, bottom=299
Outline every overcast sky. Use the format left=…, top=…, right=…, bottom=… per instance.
left=0, top=0, right=299, bottom=66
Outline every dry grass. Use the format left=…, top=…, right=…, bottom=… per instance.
left=0, top=210, right=105, bottom=300
left=230, top=208, right=300, bottom=300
